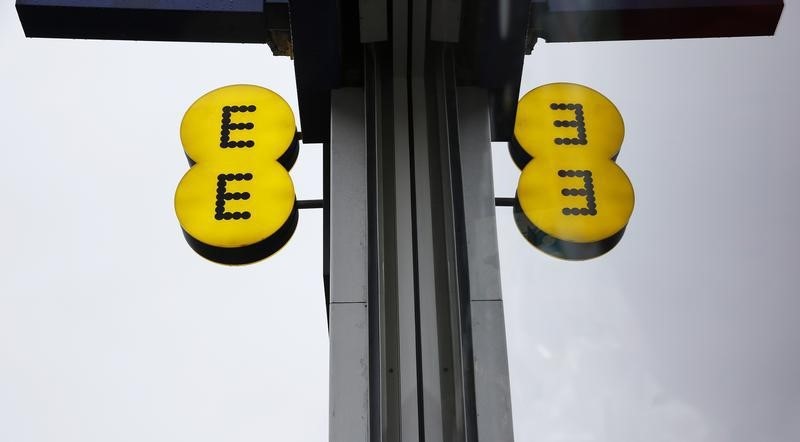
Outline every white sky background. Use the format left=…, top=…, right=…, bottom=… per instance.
left=1, top=3, right=800, bottom=442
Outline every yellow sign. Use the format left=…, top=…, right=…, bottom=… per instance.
left=512, top=83, right=634, bottom=260
left=174, top=85, right=299, bottom=264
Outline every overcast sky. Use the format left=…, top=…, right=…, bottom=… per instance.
left=2, top=3, right=799, bottom=442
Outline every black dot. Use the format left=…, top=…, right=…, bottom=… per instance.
left=245, top=140, right=255, bottom=147
left=561, top=189, right=570, bottom=196
left=562, top=208, right=571, bottom=215
left=558, top=170, right=566, bottom=177
left=575, top=108, right=584, bottom=115
left=580, top=139, right=588, bottom=145
left=239, top=105, right=249, bottom=112
left=220, top=143, right=227, bottom=148
left=222, top=117, right=231, bottom=123
left=223, top=106, right=230, bottom=112
left=231, top=107, right=239, bottom=113
left=234, top=173, right=243, bottom=180
left=550, top=103, right=559, bottom=110
left=218, top=174, right=227, bottom=180
left=226, top=173, right=235, bottom=180
left=554, top=121, right=562, bottom=127
left=241, top=192, right=250, bottom=199
left=575, top=104, right=583, bottom=110
left=232, top=212, right=242, bottom=220
left=563, top=138, right=572, bottom=145
left=571, top=208, right=580, bottom=215
left=224, top=193, right=233, bottom=200
left=587, top=196, right=596, bottom=203
left=571, top=138, right=580, bottom=144
left=247, top=105, right=256, bottom=112
left=242, top=212, right=252, bottom=220
left=554, top=138, right=563, bottom=145
left=567, top=121, right=576, bottom=128
left=569, top=189, right=578, bottom=196
left=580, top=208, right=590, bottom=215
left=215, top=213, right=224, bottom=220
left=245, top=123, right=254, bottom=129
left=567, top=104, right=575, bottom=110
left=578, top=189, right=587, bottom=196
left=558, top=104, right=567, bottom=110
left=237, top=141, right=246, bottom=148
left=587, top=202, right=597, bottom=210
left=243, top=173, right=253, bottom=180
left=589, top=209, right=598, bottom=216
left=216, top=200, right=225, bottom=207
left=223, top=213, right=233, bottom=220
left=575, top=170, right=585, bottom=177
left=566, top=170, right=575, bottom=177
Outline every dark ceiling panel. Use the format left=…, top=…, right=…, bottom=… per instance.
left=530, top=0, right=784, bottom=43
left=15, top=0, right=289, bottom=43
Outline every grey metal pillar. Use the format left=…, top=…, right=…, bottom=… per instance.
left=327, top=9, right=514, bottom=440
left=329, top=87, right=370, bottom=441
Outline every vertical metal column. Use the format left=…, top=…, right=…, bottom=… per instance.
left=329, top=88, right=370, bottom=442
left=328, top=2, right=514, bottom=441
left=454, top=88, right=515, bottom=441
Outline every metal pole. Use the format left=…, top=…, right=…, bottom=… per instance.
left=329, top=87, right=370, bottom=441
left=327, top=8, right=514, bottom=439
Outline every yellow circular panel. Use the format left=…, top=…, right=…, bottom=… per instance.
left=514, top=83, right=624, bottom=161
left=175, top=160, right=295, bottom=248
left=174, top=84, right=299, bottom=264
left=180, top=84, right=296, bottom=163
left=517, top=157, right=634, bottom=243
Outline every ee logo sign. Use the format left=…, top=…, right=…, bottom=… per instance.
left=511, top=83, right=634, bottom=260
left=174, top=85, right=299, bottom=265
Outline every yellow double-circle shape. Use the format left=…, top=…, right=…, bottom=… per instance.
left=513, top=83, right=634, bottom=260
left=174, top=85, right=298, bottom=264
